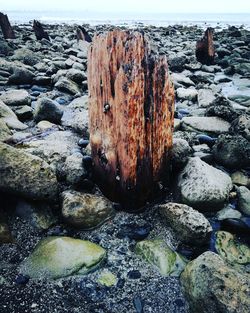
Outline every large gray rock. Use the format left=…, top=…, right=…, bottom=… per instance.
left=22, top=130, right=80, bottom=173
left=158, top=202, right=212, bottom=245
left=34, top=97, right=63, bottom=124
left=0, top=143, right=58, bottom=201
left=55, top=77, right=81, bottom=95
left=0, top=99, right=28, bottom=130
left=212, top=134, right=250, bottom=169
left=62, top=190, right=114, bottom=229
left=0, top=89, right=31, bottom=106
left=237, top=186, right=250, bottom=215
left=182, top=116, right=230, bottom=135
left=181, top=251, right=250, bottom=313
left=20, top=236, right=106, bottom=279
left=178, top=157, right=233, bottom=210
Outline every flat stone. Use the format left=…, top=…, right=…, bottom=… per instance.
left=182, top=116, right=230, bottom=135
left=177, top=88, right=198, bottom=101
left=0, top=89, right=31, bottom=106
left=198, top=89, right=216, bottom=108
left=19, top=236, right=106, bottom=279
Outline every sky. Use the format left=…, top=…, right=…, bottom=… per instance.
left=1, top=0, right=250, bottom=13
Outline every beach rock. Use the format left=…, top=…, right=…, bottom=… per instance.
left=62, top=153, right=87, bottom=185
left=176, top=87, right=198, bottom=101
left=182, top=116, right=230, bottom=135
left=19, top=237, right=106, bottom=279
left=197, top=89, right=216, bottom=108
left=172, top=138, right=192, bottom=169
left=205, top=96, right=238, bottom=122
left=16, top=200, right=57, bottom=230
left=11, top=48, right=40, bottom=66
left=15, top=105, right=33, bottom=121
left=34, top=97, right=63, bottom=124
left=215, top=231, right=250, bottom=266
left=237, top=186, right=250, bottom=215
left=231, top=171, right=250, bottom=188
left=55, top=77, right=81, bottom=95
left=0, top=99, right=28, bottom=130
left=0, top=142, right=58, bottom=201
left=66, top=68, right=86, bottom=84
left=98, top=270, right=117, bottom=287
left=216, top=205, right=242, bottom=220
left=181, top=251, right=250, bottom=313
left=171, top=73, right=195, bottom=87
left=220, top=218, right=249, bottom=236
left=177, top=157, right=232, bottom=210
left=0, top=119, right=11, bottom=142
left=23, top=130, right=80, bottom=172
left=158, top=202, right=212, bottom=245
left=0, top=89, right=31, bottom=106
left=8, top=66, right=35, bottom=85
left=234, top=63, right=250, bottom=76
left=135, top=240, right=187, bottom=277
left=228, top=95, right=250, bottom=107
left=168, top=55, right=188, bottom=72
left=230, top=115, right=250, bottom=140
left=61, top=190, right=114, bottom=229
left=212, top=134, right=250, bottom=169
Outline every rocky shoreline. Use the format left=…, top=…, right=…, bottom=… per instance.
left=0, top=22, right=250, bottom=313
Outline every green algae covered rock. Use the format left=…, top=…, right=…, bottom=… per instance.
left=135, top=239, right=187, bottom=276
left=20, top=236, right=106, bottom=279
left=181, top=251, right=250, bottom=313
left=97, top=270, right=117, bottom=287
left=215, top=231, right=250, bottom=266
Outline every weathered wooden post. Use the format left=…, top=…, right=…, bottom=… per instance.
left=0, top=12, right=15, bottom=39
left=196, top=28, right=215, bottom=65
left=33, top=20, right=50, bottom=41
left=77, top=26, right=92, bottom=42
left=88, top=30, right=175, bottom=210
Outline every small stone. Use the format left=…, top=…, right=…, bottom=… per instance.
left=15, top=274, right=30, bottom=285
left=216, top=205, right=242, bottom=220
left=62, top=153, right=87, bottom=185
left=127, top=270, right=141, bottom=279
left=172, top=138, right=192, bottom=169
left=133, top=295, right=144, bottom=313
left=231, top=171, right=250, bottom=188
left=98, top=270, right=117, bottom=287
left=196, top=134, right=216, bottom=147
left=78, top=139, right=89, bottom=148
left=177, top=87, right=198, bottom=101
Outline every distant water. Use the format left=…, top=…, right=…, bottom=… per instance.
left=4, top=11, right=250, bottom=29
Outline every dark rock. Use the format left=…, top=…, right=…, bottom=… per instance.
left=230, top=115, right=250, bottom=140
left=34, top=97, right=63, bottom=124
left=127, top=270, right=141, bottom=279
left=220, top=218, right=249, bottom=236
left=78, top=139, right=89, bottom=148
left=212, top=134, right=250, bottom=169
left=15, top=274, right=30, bottom=285
left=205, top=96, right=238, bottom=122
left=196, top=134, right=216, bottom=147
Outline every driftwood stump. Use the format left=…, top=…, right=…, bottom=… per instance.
left=88, top=30, right=175, bottom=210
left=33, top=20, right=50, bottom=41
left=77, top=26, right=92, bottom=42
left=0, top=12, right=15, bottom=39
left=196, top=28, right=215, bottom=65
